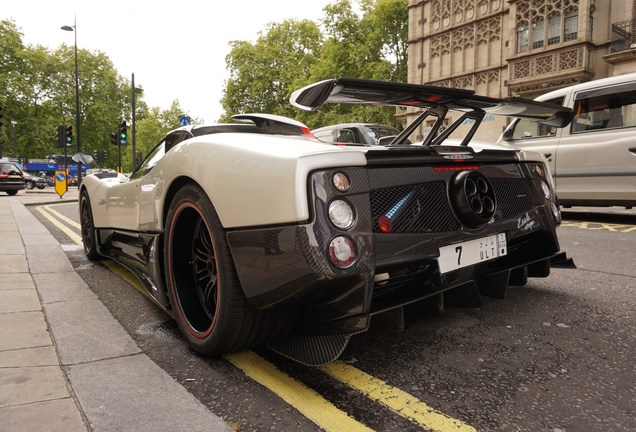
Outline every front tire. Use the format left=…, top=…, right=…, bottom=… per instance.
left=6, top=190, right=18, bottom=196
left=26, top=181, right=34, bottom=190
left=80, top=191, right=100, bottom=260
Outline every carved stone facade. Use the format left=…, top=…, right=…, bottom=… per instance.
left=406, top=0, right=636, bottom=141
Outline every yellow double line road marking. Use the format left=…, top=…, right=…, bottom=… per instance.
left=37, top=202, right=477, bottom=432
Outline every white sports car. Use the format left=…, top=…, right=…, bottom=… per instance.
left=78, top=78, right=574, bottom=365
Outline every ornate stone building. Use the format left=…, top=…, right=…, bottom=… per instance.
left=405, top=0, right=636, bottom=141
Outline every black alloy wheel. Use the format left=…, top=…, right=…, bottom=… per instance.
left=164, top=183, right=297, bottom=355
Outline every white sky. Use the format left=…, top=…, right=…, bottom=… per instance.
left=3, top=0, right=334, bottom=123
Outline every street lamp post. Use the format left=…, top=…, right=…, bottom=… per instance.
left=61, top=17, right=81, bottom=187
left=10, top=121, right=17, bottom=157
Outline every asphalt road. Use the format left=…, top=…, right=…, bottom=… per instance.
left=30, top=202, right=636, bottom=432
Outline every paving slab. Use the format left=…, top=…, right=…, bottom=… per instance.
left=68, top=354, right=231, bottom=432
left=33, top=271, right=96, bottom=304
left=0, top=366, right=69, bottom=408
left=44, top=298, right=140, bottom=365
left=0, top=273, right=34, bottom=290
left=0, top=289, right=41, bottom=313
left=0, top=346, right=58, bottom=367
left=0, top=311, right=51, bottom=352
left=25, top=243, right=74, bottom=274
left=21, top=233, right=61, bottom=247
left=0, top=255, right=28, bottom=273
left=0, top=398, right=87, bottom=432
left=0, top=232, right=24, bottom=255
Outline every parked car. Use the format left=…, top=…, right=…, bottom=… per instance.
left=498, top=72, right=636, bottom=208
left=312, top=123, right=403, bottom=145
left=23, top=171, right=48, bottom=190
left=0, top=161, right=25, bottom=195
left=78, top=78, right=574, bottom=365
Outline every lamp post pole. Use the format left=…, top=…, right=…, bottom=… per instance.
left=132, top=73, right=137, bottom=171
left=10, top=121, right=17, bottom=157
left=62, top=16, right=81, bottom=187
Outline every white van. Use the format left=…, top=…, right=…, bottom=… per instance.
left=498, top=72, right=636, bottom=208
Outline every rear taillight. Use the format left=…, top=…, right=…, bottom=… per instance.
left=0, top=172, right=8, bottom=179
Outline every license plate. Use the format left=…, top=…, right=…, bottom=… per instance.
left=437, top=233, right=507, bottom=273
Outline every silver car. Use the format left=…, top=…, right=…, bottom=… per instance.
left=498, top=72, right=636, bottom=208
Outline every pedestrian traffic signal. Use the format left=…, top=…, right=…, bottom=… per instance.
left=65, top=125, right=73, bottom=146
left=119, top=120, right=128, bottom=145
left=57, top=125, right=66, bottom=148
left=110, top=132, right=118, bottom=146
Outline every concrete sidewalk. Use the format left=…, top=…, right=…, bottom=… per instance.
left=0, top=188, right=231, bottom=432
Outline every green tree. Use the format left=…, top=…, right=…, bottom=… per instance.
left=0, top=19, right=200, bottom=172
left=220, top=19, right=323, bottom=123
left=219, top=0, right=408, bottom=129
left=132, top=100, right=201, bottom=169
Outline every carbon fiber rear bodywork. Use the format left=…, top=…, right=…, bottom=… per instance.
left=226, top=149, right=567, bottom=365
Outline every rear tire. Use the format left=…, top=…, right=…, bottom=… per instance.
left=80, top=191, right=100, bottom=260
left=164, top=183, right=292, bottom=355
left=6, top=190, right=18, bottom=196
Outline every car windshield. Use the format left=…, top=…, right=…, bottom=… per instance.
left=366, top=126, right=400, bottom=144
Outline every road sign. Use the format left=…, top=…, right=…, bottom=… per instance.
left=55, top=170, right=67, bottom=198
left=179, top=115, right=191, bottom=127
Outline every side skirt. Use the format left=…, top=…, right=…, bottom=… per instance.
left=96, top=228, right=170, bottom=310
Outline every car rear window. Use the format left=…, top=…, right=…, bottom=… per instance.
left=0, top=163, right=22, bottom=175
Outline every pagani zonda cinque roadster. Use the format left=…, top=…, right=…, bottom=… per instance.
left=79, top=78, right=575, bottom=365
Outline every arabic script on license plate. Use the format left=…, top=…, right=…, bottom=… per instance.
left=437, top=233, right=507, bottom=273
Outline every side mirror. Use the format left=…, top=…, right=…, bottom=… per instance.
left=72, top=152, right=94, bottom=165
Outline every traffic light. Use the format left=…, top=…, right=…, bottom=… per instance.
left=119, top=120, right=128, bottom=145
left=110, top=132, right=118, bottom=146
left=57, top=125, right=66, bottom=148
left=65, top=125, right=73, bottom=146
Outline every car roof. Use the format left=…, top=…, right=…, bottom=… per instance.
left=536, top=71, right=636, bottom=101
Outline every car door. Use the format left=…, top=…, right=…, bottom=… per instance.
left=104, top=130, right=192, bottom=231
left=554, top=81, right=636, bottom=203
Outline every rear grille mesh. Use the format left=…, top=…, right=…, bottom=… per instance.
left=370, top=182, right=459, bottom=233
left=370, top=178, right=536, bottom=234
left=490, top=179, right=535, bottom=221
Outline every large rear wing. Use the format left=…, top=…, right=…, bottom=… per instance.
left=291, top=78, right=573, bottom=146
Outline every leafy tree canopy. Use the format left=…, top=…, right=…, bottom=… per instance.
left=220, top=0, right=408, bottom=129
left=0, top=19, right=196, bottom=172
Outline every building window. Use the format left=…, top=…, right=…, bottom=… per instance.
left=532, top=17, right=545, bottom=49
left=516, top=3, right=581, bottom=51
left=517, top=22, right=529, bottom=52
left=547, top=12, right=561, bottom=45
left=564, top=9, right=578, bottom=41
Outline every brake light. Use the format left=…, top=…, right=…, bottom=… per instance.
left=434, top=165, right=480, bottom=172
left=0, top=172, right=7, bottom=179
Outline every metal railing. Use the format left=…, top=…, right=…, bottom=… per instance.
left=610, top=18, right=636, bottom=53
